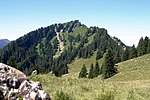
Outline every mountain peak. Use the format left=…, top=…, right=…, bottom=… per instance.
left=54, top=20, right=82, bottom=33
left=0, top=39, right=10, bottom=49
left=0, top=20, right=127, bottom=77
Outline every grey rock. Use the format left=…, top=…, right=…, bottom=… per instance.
left=0, top=63, right=51, bottom=100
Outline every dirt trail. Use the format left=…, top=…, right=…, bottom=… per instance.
left=56, top=32, right=64, bottom=53
left=53, top=31, right=64, bottom=59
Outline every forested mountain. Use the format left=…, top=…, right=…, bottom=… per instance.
left=0, top=20, right=130, bottom=76
left=0, top=39, right=10, bottom=49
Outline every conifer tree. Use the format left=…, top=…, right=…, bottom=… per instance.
left=79, top=64, right=87, bottom=78
left=121, top=48, right=129, bottom=61
left=147, top=40, right=150, bottom=53
left=7, top=56, right=17, bottom=69
left=101, top=49, right=117, bottom=79
left=137, top=37, right=145, bottom=56
left=114, top=50, right=121, bottom=63
left=144, top=36, right=149, bottom=54
left=129, top=45, right=137, bottom=59
left=94, top=62, right=100, bottom=77
left=88, top=63, right=95, bottom=79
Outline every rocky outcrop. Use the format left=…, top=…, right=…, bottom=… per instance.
left=0, top=63, right=51, bottom=100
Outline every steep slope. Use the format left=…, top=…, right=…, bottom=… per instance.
left=55, top=32, right=64, bottom=55
left=0, top=39, right=10, bottom=49
left=0, top=20, right=126, bottom=76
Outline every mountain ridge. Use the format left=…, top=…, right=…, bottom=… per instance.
left=0, top=20, right=127, bottom=76
left=0, top=39, right=10, bottom=49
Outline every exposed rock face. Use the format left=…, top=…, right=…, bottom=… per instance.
left=0, top=63, right=51, bottom=100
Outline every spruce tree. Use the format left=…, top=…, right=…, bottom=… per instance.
left=114, top=50, right=121, bottom=63
left=101, top=49, right=117, bottom=79
left=121, top=48, right=129, bottom=61
left=129, top=45, right=137, bottom=59
left=79, top=64, right=87, bottom=78
left=147, top=40, right=150, bottom=53
left=137, top=37, right=145, bottom=56
left=94, top=62, right=100, bottom=77
left=88, top=63, right=95, bottom=79
left=144, top=36, right=149, bottom=54
left=7, top=56, right=17, bottom=69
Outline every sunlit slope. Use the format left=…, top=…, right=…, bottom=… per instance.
left=29, top=54, right=150, bottom=100
left=30, top=74, right=150, bottom=100
left=68, top=53, right=103, bottom=77
left=108, top=54, right=150, bottom=81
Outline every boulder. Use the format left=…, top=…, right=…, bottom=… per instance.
left=31, top=70, right=38, bottom=75
left=0, top=63, right=51, bottom=100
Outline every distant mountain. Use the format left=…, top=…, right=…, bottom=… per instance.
left=0, top=39, right=10, bottom=49
left=0, top=20, right=128, bottom=76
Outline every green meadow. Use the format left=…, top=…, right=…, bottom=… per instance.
left=30, top=54, right=150, bottom=100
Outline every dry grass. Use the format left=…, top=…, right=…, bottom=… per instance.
left=30, top=74, right=150, bottom=100
left=30, top=54, right=150, bottom=100
left=108, top=54, right=150, bottom=81
left=68, top=52, right=103, bottom=77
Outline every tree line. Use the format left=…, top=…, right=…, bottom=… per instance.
left=79, top=49, right=117, bottom=79
left=0, top=20, right=149, bottom=77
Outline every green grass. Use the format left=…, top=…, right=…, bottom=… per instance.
left=61, top=25, right=88, bottom=50
left=108, top=54, right=150, bottom=81
left=30, top=54, right=150, bottom=100
left=71, top=25, right=87, bottom=38
left=68, top=52, right=102, bottom=77
left=30, top=74, right=150, bottom=100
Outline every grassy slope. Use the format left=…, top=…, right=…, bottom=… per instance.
left=68, top=52, right=103, bottom=77
left=61, top=25, right=88, bottom=50
left=108, top=54, right=150, bottom=81
left=30, top=54, right=150, bottom=100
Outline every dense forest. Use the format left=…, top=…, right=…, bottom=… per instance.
left=0, top=20, right=149, bottom=77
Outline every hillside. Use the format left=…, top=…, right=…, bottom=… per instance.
left=0, top=20, right=126, bottom=76
left=68, top=53, right=150, bottom=81
left=0, top=20, right=150, bottom=99
left=29, top=54, right=150, bottom=100
left=0, top=39, right=10, bottom=49
left=108, top=54, right=150, bottom=81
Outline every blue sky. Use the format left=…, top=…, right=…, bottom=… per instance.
left=0, top=0, right=150, bottom=46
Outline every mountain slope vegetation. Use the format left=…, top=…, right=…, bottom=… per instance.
left=108, top=54, right=150, bottom=81
left=0, top=20, right=127, bottom=76
left=30, top=54, right=150, bottom=100
left=1, top=20, right=150, bottom=99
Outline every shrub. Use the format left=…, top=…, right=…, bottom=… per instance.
left=127, top=90, right=135, bottom=100
left=54, top=90, right=74, bottom=100
left=95, top=91, right=115, bottom=100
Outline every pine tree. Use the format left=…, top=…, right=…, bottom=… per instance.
left=144, top=36, right=149, bottom=54
left=121, top=48, right=129, bottom=61
left=79, top=64, right=87, bottom=78
left=147, top=40, right=150, bottom=53
left=88, top=63, right=95, bottom=79
left=137, top=37, right=145, bottom=56
left=129, top=45, right=137, bottom=59
left=94, top=62, right=100, bottom=77
left=7, top=56, right=17, bottom=69
left=96, top=50, right=103, bottom=60
left=114, top=50, right=121, bottom=63
left=101, top=49, right=117, bottom=79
